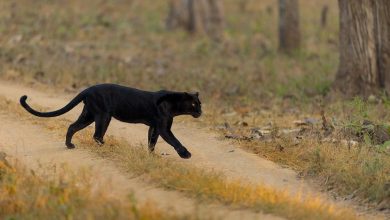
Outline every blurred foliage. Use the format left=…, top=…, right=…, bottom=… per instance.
left=0, top=0, right=339, bottom=107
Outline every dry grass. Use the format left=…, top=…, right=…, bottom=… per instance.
left=0, top=96, right=359, bottom=220
left=209, top=98, right=390, bottom=208
left=0, top=158, right=184, bottom=220
left=244, top=139, right=390, bottom=205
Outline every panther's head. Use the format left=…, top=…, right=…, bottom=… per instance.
left=184, top=92, right=202, bottom=118
left=158, top=91, right=202, bottom=118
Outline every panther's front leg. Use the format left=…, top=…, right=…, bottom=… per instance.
left=148, top=126, right=159, bottom=152
left=157, top=118, right=191, bottom=159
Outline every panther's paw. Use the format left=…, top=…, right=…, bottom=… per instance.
left=66, top=143, right=75, bottom=149
left=177, top=147, right=191, bottom=159
left=94, top=137, right=105, bottom=146
left=148, top=146, right=155, bottom=152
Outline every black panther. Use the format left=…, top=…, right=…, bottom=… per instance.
left=20, top=84, right=202, bottom=159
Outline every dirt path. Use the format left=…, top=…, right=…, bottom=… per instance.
left=0, top=81, right=286, bottom=219
left=0, top=80, right=373, bottom=218
left=0, top=82, right=306, bottom=192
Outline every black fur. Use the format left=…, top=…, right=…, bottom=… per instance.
left=20, top=84, right=202, bottom=159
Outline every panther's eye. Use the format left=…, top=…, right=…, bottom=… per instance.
left=192, top=103, right=196, bottom=107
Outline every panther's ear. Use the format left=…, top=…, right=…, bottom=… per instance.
left=195, top=92, right=199, bottom=97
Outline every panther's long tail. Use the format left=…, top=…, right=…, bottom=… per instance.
left=20, top=92, right=86, bottom=117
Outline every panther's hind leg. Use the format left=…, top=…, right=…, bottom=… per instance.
left=93, top=113, right=111, bottom=145
left=148, top=126, right=159, bottom=152
left=66, top=107, right=94, bottom=149
left=148, top=119, right=171, bottom=152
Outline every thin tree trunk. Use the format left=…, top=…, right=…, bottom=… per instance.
left=333, top=0, right=390, bottom=97
left=278, top=0, right=300, bottom=53
left=239, top=0, right=247, bottom=12
left=207, top=0, right=224, bottom=40
left=188, top=0, right=208, bottom=34
left=166, top=0, right=189, bottom=30
left=166, top=0, right=224, bottom=40
left=376, top=0, right=390, bottom=94
left=321, top=5, right=328, bottom=28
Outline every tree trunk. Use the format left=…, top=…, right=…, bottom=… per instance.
left=166, top=0, right=224, bottom=40
left=206, top=0, right=224, bottom=40
left=321, top=5, right=328, bottom=28
left=166, top=0, right=190, bottom=31
left=278, top=0, right=300, bottom=53
left=333, top=0, right=390, bottom=97
left=376, top=0, right=390, bottom=94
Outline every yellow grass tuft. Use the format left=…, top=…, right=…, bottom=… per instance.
left=0, top=158, right=184, bottom=220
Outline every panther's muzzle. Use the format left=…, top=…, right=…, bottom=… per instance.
left=192, top=110, right=202, bottom=118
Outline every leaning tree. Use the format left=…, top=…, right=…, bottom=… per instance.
left=333, top=0, right=390, bottom=97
